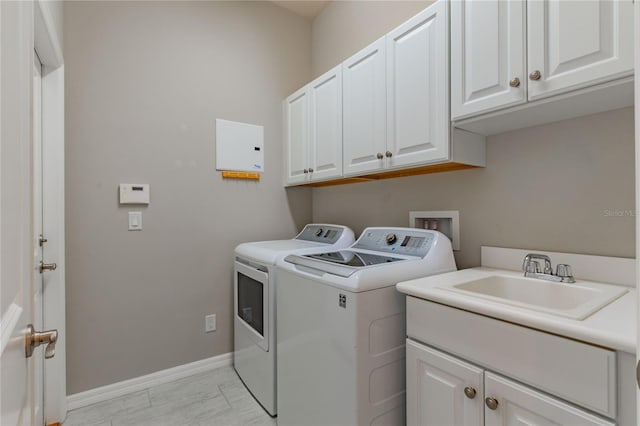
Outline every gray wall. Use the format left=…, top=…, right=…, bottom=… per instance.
left=313, top=108, right=636, bottom=268
left=64, top=1, right=312, bottom=394
left=311, top=0, right=431, bottom=78
left=47, top=1, right=64, bottom=54
left=311, top=1, right=635, bottom=269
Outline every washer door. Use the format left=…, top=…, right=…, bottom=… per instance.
left=234, top=260, right=269, bottom=351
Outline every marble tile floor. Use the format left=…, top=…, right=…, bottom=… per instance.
left=63, top=366, right=276, bottom=426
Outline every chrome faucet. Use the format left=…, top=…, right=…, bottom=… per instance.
left=522, top=253, right=575, bottom=283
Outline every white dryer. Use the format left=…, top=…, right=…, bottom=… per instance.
left=233, top=224, right=355, bottom=416
left=276, top=227, right=456, bottom=426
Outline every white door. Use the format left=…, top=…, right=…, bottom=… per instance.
left=406, top=340, right=484, bottom=426
left=284, top=87, right=309, bottom=185
left=527, top=0, right=634, bottom=101
left=386, top=0, right=449, bottom=170
left=342, top=36, right=386, bottom=176
left=32, top=51, right=45, bottom=426
left=308, top=65, right=342, bottom=183
left=450, top=0, right=526, bottom=120
left=1, top=2, right=37, bottom=425
left=484, top=373, right=613, bottom=426
left=635, top=0, right=640, bottom=419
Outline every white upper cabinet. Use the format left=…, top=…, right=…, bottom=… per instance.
left=451, top=0, right=634, bottom=124
left=527, top=0, right=634, bottom=100
left=342, top=37, right=387, bottom=177
left=284, top=87, right=309, bottom=185
left=284, top=65, right=343, bottom=186
left=309, top=66, right=343, bottom=182
left=284, top=0, right=486, bottom=186
left=451, top=0, right=526, bottom=120
left=387, top=0, right=449, bottom=168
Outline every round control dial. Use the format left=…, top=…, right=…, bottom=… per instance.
left=315, top=228, right=324, bottom=237
left=385, top=233, right=397, bottom=245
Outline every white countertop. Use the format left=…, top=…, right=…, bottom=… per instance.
left=396, top=267, right=637, bottom=354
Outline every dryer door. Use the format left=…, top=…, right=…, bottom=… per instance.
left=234, top=260, right=270, bottom=351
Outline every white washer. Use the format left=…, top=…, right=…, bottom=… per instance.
left=276, top=227, right=456, bottom=426
left=233, top=224, right=355, bottom=416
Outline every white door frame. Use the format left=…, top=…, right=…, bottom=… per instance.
left=635, top=0, right=640, bottom=418
left=33, top=1, right=65, bottom=424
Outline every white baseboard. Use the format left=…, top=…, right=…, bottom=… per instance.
left=67, top=352, right=233, bottom=411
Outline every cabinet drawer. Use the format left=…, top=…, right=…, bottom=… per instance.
left=407, top=297, right=616, bottom=418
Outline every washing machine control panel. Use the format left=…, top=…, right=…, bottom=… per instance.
left=353, top=228, right=435, bottom=258
left=296, top=225, right=348, bottom=244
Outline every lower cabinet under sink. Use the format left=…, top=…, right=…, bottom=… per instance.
left=405, top=297, right=636, bottom=426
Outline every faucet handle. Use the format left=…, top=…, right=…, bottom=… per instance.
left=523, top=253, right=552, bottom=274
left=556, top=264, right=575, bottom=283
left=526, top=260, right=540, bottom=274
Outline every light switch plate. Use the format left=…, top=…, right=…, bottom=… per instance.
left=128, top=211, right=142, bottom=231
left=205, top=314, right=216, bottom=332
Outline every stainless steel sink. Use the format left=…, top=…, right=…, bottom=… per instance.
left=442, top=275, right=627, bottom=320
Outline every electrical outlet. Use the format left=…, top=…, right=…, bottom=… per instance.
left=205, top=314, right=216, bottom=333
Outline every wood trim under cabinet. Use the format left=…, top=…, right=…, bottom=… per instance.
left=300, top=162, right=480, bottom=187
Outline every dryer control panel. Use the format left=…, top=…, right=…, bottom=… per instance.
left=296, top=225, right=349, bottom=245
left=353, top=228, right=435, bottom=258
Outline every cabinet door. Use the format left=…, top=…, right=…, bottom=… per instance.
left=450, top=0, right=526, bottom=120
left=527, top=0, right=634, bottom=100
left=342, top=37, right=386, bottom=177
left=309, top=65, right=342, bottom=182
left=407, top=340, right=484, bottom=426
left=484, top=373, right=614, bottom=426
left=387, top=1, right=450, bottom=169
left=284, top=86, right=309, bottom=185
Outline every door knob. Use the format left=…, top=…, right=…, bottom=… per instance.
left=529, top=70, right=542, bottom=81
left=376, top=152, right=384, bottom=160
left=25, top=324, right=58, bottom=359
left=509, top=77, right=521, bottom=87
left=39, top=261, right=57, bottom=273
left=308, top=168, right=314, bottom=173
left=385, top=151, right=393, bottom=158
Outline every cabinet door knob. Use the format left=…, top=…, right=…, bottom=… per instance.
left=303, top=169, right=309, bottom=174
left=385, top=151, right=393, bottom=158
left=376, top=152, right=384, bottom=160
left=308, top=168, right=314, bottom=173
left=463, top=386, right=476, bottom=399
left=485, top=397, right=499, bottom=410
left=529, top=70, right=541, bottom=81
left=509, top=77, right=520, bottom=87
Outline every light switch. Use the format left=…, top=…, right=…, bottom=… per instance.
left=128, top=212, right=142, bottom=231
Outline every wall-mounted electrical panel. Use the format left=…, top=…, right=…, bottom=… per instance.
left=215, top=118, right=264, bottom=173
